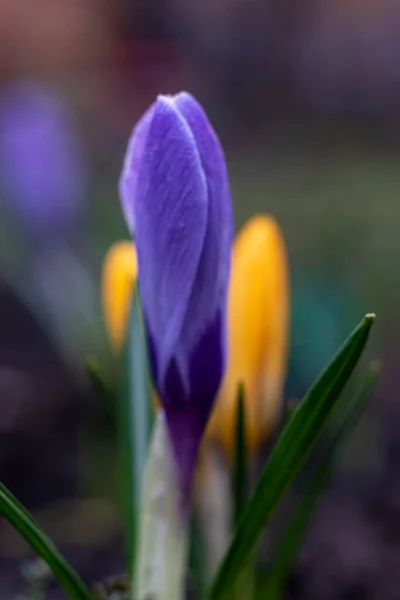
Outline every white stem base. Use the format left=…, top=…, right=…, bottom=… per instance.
left=134, top=411, right=188, bottom=600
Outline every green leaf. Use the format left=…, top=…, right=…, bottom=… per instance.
left=209, top=314, right=375, bottom=600
left=85, top=359, right=116, bottom=423
left=282, top=398, right=300, bottom=427
left=233, top=383, right=247, bottom=527
left=85, top=359, right=114, bottom=405
left=262, top=360, right=380, bottom=599
left=0, top=482, right=93, bottom=600
left=189, top=514, right=207, bottom=600
left=119, top=288, right=152, bottom=576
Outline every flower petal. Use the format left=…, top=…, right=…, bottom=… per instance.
left=164, top=310, right=226, bottom=501
left=171, top=92, right=233, bottom=399
left=207, top=215, right=289, bottom=457
left=119, top=105, right=154, bottom=234
left=102, top=241, right=138, bottom=351
left=133, top=96, right=209, bottom=391
left=0, top=83, right=85, bottom=236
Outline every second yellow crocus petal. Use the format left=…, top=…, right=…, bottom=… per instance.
left=102, top=240, right=138, bottom=352
left=207, top=214, right=290, bottom=457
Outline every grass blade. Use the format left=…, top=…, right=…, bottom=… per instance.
left=233, top=383, right=247, bottom=527
left=119, top=289, right=152, bottom=576
left=209, top=314, right=375, bottom=600
left=85, top=359, right=115, bottom=408
left=0, top=483, right=93, bottom=600
left=232, top=386, right=253, bottom=600
left=189, top=515, right=207, bottom=600
left=262, top=360, right=380, bottom=599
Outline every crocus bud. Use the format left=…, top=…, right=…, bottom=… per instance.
left=207, top=215, right=290, bottom=457
left=0, top=82, right=86, bottom=239
left=120, top=92, right=233, bottom=502
left=102, top=241, right=138, bottom=352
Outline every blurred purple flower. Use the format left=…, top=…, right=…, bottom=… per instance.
left=0, top=82, right=86, bottom=238
left=120, top=92, right=233, bottom=503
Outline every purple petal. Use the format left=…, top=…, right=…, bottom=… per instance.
left=171, top=93, right=233, bottom=397
left=133, top=96, right=209, bottom=390
left=120, top=92, right=234, bottom=504
left=0, top=83, right=86, bottom=237
left=165, top=310, right=225, bottom=504
left=119, top=105, right=154, bottom=234
left=158, top=94, right=233, bottom=498
left=165, top=402, right=211, bottom=512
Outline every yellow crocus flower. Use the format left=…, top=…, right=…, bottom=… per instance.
left=102, top=241, right=138, bottom=351
left=206, top=215, right=290, bottom=457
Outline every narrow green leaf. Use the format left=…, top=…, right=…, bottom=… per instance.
left=85, top=360, right=117, bottom=430
left=0, top=480, right=36, bottom=521
left=233, top=383, right=247, bottom=527
left=262, top=360, right=380, bottom=599
left=118, top=288, right=152, bottom=576
left=209, top=314, right=375, bottom=600
left=189, top=515, right=207, bottom=600
left=85, top=359, right=114, bottom=407
left=283, top=398, right=300, bottom=426
left=0, top=483, right=93, bottom=600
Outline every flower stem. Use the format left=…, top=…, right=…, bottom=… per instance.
left=134, top=411, right=188, bottom=600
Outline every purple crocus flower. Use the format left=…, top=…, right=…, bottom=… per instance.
left=0, top=82, right=86, bottom=239
left=120, top=92, right=233, bottom=504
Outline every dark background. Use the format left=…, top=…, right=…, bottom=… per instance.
left=0, top=1, right=399, bottom=597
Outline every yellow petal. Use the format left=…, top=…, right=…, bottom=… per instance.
left=206, top=215, right=290, bottom=457
left=102, top=241, right=138, bottom=352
